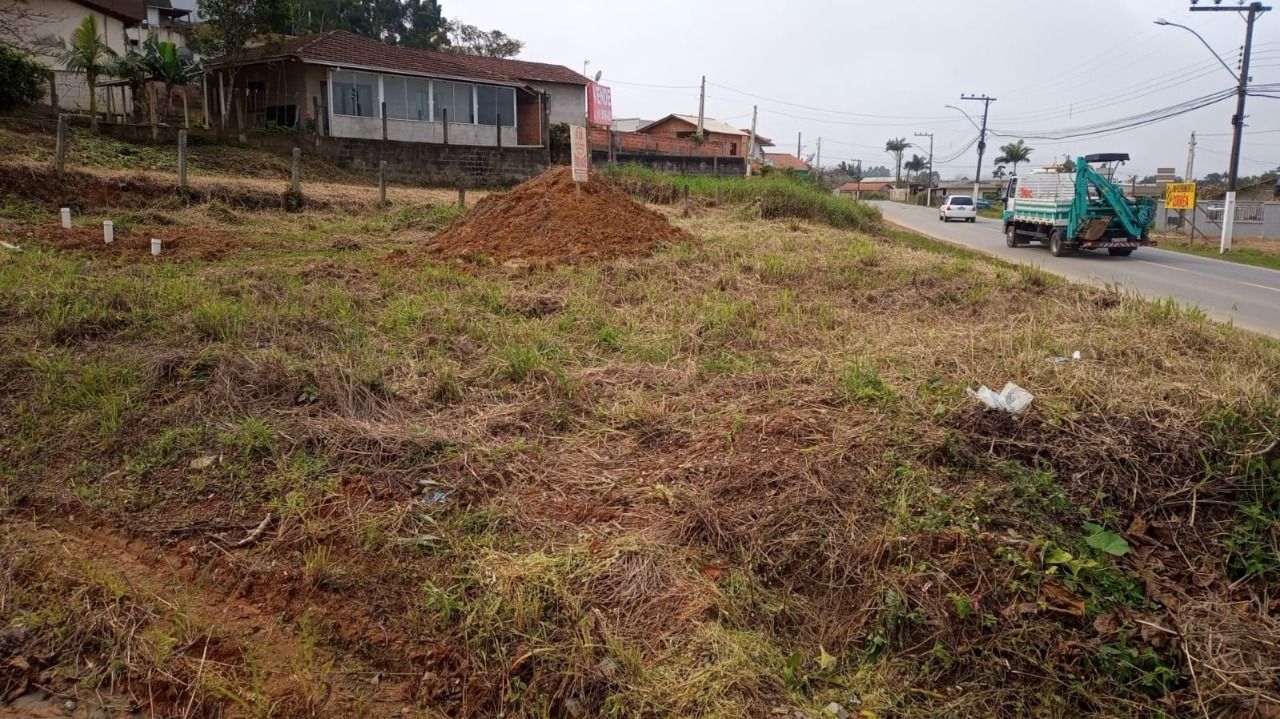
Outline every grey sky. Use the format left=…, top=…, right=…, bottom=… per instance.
left=459, top=0, right=1279, bottom=181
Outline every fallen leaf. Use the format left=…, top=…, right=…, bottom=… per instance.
left=1092, top=613, right=1118, bottom=635
left=1041, top=583, right=1086, bottom=617
left=1139, top=621, right=1171, bottom=648
left=1126, top=515, right=1149, bottom=538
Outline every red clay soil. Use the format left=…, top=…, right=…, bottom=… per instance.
left=425, top=167, right=692, bottom=265
left=7, top=224, right=249, bottom=261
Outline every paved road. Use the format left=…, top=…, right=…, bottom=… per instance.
left=875, top=202, right=1280, bottom=338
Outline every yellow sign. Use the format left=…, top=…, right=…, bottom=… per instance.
left=1164, top=182, right=1196, bottom=210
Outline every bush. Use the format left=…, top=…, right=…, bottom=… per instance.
left=604, top=164, right=882, bottom=233
left=0, top=46, right=47, bottom=112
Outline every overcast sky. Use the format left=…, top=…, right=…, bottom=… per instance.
left=459, top=0, right=1279, bottom=180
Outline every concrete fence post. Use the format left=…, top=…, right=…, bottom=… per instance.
left=177, top=129, right=188, bottom=189
left=456, top=176, right=466, bottom=209
left=378, top=160, right=387, bottom=207
left=54, top=113, right=67, bottom=177
left=290, top=147, right=301, bottom=194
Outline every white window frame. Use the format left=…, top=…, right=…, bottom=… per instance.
left=327, top=69, right=520, bottom=134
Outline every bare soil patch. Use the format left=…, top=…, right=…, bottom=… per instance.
left=11, top=224, right=251, bottom=262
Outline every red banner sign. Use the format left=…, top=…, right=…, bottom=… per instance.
left=587, top=81, right=612, bottom=126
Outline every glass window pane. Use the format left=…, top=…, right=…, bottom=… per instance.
left=406, top=77, right=430, bottom=121
left=434, top=81, right=474, bottom=123
left=499, top=87, right=514, bottom=127
left=384, top=76, right=407, bottom=119
left=333, top=70, right=374, bottom=117
left=477, top=85, right=496, bottom=126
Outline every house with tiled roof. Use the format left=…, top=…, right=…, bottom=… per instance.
left=764, top=152, right=811, bottom=173
left=204, top=30, right=587, bottom=147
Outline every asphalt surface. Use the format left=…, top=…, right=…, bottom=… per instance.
left=875, top=201, right=1280, bottom=338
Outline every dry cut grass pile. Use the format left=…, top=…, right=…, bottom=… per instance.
left=1, top=140, right=1279, bottom=719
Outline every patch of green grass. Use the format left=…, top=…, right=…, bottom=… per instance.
left=838, top=360, right=893, bottom=403
left=218, top=417, right=275, bottom=460
left=499, top=343, right=544, bottom=382
left=1158, top=238, right=1280, bottom=271
left=191, top=299, right=245, bottom=342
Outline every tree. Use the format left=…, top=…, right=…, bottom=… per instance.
left=39, top=15, right=116, bottom=130
left=992, top=164, right=1006, bottom=179
left=192, top=0, right=290, bottom=129
left=860, top=164, right=892, bottom=178
left=904, top=153, right=925, bottom=182
left=439, top=18, right=522, bottom=57
left=885, top=137, right=908, bottom=187
left=1, top=0, right=56, bottom=54
left=277, top=0, right=453, bottom=49
left=145, top=37, right=200, bottom=124
left=1061, top=157, right=1076, bottom=173
left=0, top=45, right=45, bottom=110
left=995, top=139, right=1032, bottom=176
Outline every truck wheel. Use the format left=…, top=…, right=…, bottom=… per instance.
left=1108, top=248, right=1134, bottom=257
left=1049, top=230, right=1072, bottom=257
left=1005, top=225, right=1020, bottom=247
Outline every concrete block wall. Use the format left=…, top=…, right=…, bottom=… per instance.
left=94, top=122, right=549, bottom=187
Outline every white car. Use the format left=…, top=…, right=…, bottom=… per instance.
left=939, top=195, right=977, bottom=223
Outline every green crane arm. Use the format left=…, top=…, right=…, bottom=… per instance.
left=1071, top=156, right=1149, bottom=239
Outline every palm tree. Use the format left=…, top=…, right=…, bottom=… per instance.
left=995, top=139, right=1033, bottom=176
left=145, top=38, right=200, bottom=125
left=885, top=137, right=909, bottom=187
left=904, top=154, right=926, bottom=183
left=40, top=15, right=117, bottom=131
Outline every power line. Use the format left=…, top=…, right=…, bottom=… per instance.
left=990, top=88, right=1236, bottom=140
left=708, top=81, right=961, bottom=122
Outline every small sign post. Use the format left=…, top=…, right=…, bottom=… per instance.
left=570, top=125, right=589, bottom=184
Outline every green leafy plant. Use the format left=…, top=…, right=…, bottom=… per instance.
left=0, top=46, right=46, bottom=111
left=1083, top=522, right=1130, bottom=556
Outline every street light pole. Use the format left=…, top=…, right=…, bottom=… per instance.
left=1162, top=2, right=1271, bottom=253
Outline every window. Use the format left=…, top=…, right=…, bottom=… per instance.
left=476, top=85, right=515, bottom=127
left=433, top=80, right=473, bottom=124
left=383, top=76, right=431, bottom=121
left=406, top=77, right=430, bottom=121
left=332, top=70, right=375, bottom=117
left=948, top=196, right=973, bottom=206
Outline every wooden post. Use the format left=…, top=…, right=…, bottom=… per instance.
left=54, top=113, right=67, bottom=177
left=178, top=129, right=188, bottom=189
left=456, top=176, right=465, bottom=208
left=442, top=107, right=448, bottom=145
left=47, top=70, right=59, bottom=110
left=381, top=101, right=388, bottom=140
left=496, top=113, right=502, bottom=151
left=201, top=74, right=210, bottom=129
left=312, top=97, right=321, bottom=135
left=290, top=147, right=301, bottom=194
left=682, top=185, right=691, bottom=217
left=378, top=160, right=387, bottom=207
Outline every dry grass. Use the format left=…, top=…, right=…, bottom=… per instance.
left=1, top=137, right=1279, bottom=718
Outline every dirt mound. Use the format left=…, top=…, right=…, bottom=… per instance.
left=425, top=166, right=692, bottom=264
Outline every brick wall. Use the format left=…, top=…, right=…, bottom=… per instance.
left=95, top=122, right=549, bottom=186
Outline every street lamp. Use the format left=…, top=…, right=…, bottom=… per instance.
left=1156, top=4, right=1270, bottom=254
left=945, top=104, right=980, bottom=132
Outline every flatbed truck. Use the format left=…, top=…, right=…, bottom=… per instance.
left=1002, top=153, right=1156, bottom=257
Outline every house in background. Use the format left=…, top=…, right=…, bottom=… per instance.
left=206, top=30, right=587, bottom=147
left=126, top=0, right=192, bottom=49
left=764, top=152, right=810, bottom=173
left=31, top=0, right=145, bottom=112
left=743, top=129, right=773, bottom=163
left=638, top=114, right=748, bottom=157
left=837, top=179, right=895, bottom=197
left=610, top=117, right=652, bottom=133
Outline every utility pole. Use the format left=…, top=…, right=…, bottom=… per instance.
left=915, top=131, right=934, bottom=205
left=697, top=75, right=706, bottom=136
left=796, top=132, right=802, bottom=159
left=747, top=105, right=757, bottom=177
left=1188, top=0, right=1269, bottom=253
left=816, top=137, right=822, bottom=173
left=960, top=94, right=996, bottom=204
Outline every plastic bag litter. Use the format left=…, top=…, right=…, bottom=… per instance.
left=966, top=382, right=1034, bottom=413
left=1048, top=350, right=1082, bottom=365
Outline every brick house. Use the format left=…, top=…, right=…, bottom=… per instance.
left=764, top=153, right=811, bottom=173
left=637, top=115, right=749, bottom=157
left=205, top=30, right=587, bottom=147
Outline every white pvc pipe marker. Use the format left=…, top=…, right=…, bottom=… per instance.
left=151, top=238, right=162, bottom=256
left=60, top=207, right=71, bottom=229
left=103, top=220, right=114, bottom=244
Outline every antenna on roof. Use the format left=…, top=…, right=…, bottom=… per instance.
left=594, top=70, right=602, bottom=82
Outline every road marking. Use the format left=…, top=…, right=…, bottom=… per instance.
left=1135, top=260, right=1280, bottom=294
